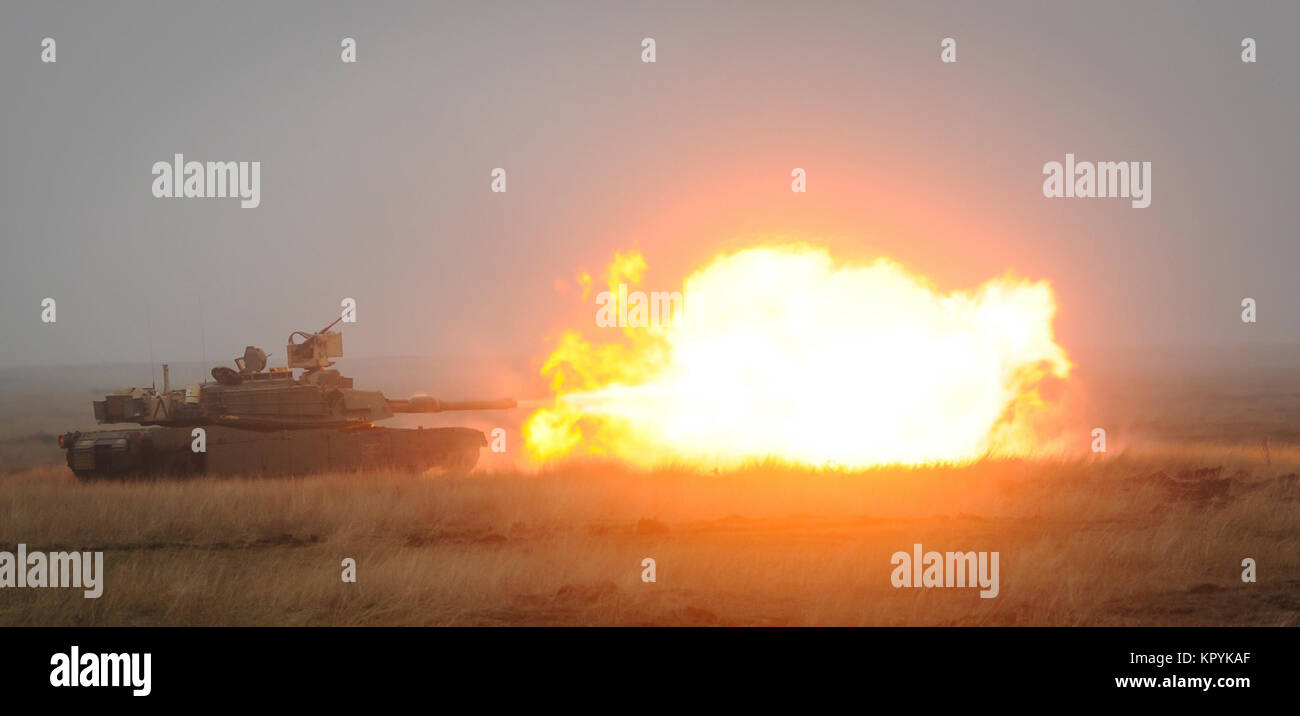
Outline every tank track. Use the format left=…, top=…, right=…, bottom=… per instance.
left=58, top=425, right=485, bottom=480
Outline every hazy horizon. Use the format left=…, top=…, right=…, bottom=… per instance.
left=3, top=0, right=1297, bottom=371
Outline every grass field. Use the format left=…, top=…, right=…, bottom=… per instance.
left=1, top=349, right=1297, bottom=626
left=0, top=450, right=1296, bottom=626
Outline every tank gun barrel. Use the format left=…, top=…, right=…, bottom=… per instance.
left=387, top=396, right=517, bottom=414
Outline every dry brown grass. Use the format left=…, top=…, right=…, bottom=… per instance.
left=1, top=448, right=1296, bottom=626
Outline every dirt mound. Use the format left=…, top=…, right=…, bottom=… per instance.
left=553, top=581, right=622, bottom=605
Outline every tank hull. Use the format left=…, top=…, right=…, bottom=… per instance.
left=60, top=425, right=485, bottom=480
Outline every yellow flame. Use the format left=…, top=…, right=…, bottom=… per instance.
left=525, top=243, right=1070, bottom=468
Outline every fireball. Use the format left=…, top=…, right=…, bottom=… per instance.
left=525, top=243, right=1070, bottom=468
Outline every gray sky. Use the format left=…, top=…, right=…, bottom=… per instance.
left=1, top=0, right=1296, bottom=370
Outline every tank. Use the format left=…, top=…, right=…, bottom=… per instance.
left=57, top=316, right=516, bottom=480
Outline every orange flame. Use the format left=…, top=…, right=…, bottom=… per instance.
left=525, top=243, right=1070, bottom=468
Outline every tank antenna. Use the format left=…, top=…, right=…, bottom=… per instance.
left=147, top=305, right=156, bottom=390
left=198, top=297, right=208, bottom=383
